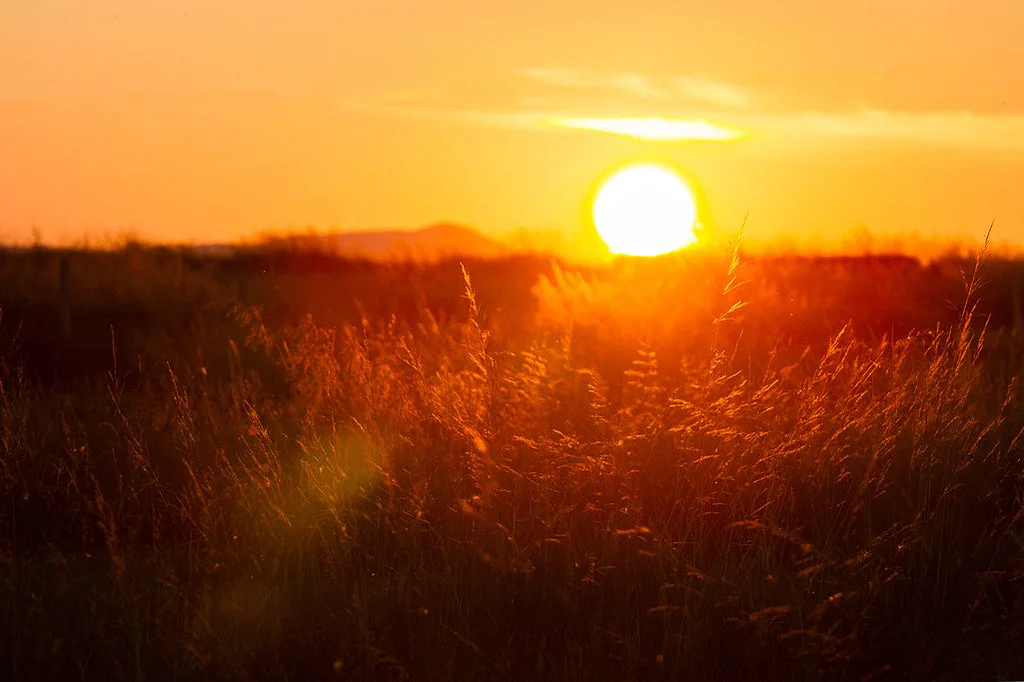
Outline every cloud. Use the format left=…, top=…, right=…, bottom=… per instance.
left=366, top=85, right=1024, bottom=151
left=373, top=104, right=743, bottom=142
left=518, top=68, right=666, bottom=99
left=517, top=67, right=753, bottom=107
left=671, top=75, right=751, bottom=108
left=601, top=73, right=666, bottom=99
left=551, top=117, right=744, bottom=141
left=743, top=108, right=1024, bottom=150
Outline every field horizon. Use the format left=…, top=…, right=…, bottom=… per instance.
left=6, top=220, right=1022, bottom=266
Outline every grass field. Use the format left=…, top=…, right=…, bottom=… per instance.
left=2, top=244, right=1023, bottom=680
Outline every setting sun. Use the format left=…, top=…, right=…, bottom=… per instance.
left=593, top=164, right=698, bottom=257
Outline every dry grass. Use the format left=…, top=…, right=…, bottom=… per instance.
left=1, top=245, right=1022, bottom=681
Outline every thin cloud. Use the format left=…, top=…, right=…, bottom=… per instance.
left=672, top=75, right=751, bottom=108
left=518, top=67, right=666, bottom=99
left=374, top=104, right=743, bottom=142
left=744, top=108, right=1024, bottom=150
left=518, top=67, right=752, bottom=107
left=601, top=73, right=666, bottom=99
left=369, top=93, right=1024, bottom=150
left=552, top=117, right=744, bottom=142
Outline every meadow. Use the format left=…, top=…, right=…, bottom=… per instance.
left=1, top=243, right=1023, bottom=680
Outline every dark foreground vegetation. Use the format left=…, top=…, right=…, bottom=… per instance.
left=1, top=244, right=1023, bottom=680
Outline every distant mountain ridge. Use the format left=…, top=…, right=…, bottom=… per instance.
left=194, top=223, right=508, bottom=261
left=328, top=223, right=507, bottom=260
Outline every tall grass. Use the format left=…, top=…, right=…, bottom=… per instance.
left=0, top=246, right=1022, bottom=680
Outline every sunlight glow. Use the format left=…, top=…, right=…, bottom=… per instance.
left=593, top=164, right=699, bottom=257
left=553, top=117, right=743, bottom=141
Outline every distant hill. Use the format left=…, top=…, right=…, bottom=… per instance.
left=214, top=223, right=508, bottom=261
left=330, top=223, right=507, bottom=260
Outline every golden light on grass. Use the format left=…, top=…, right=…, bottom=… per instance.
left=552, top=116, right=743, bottom=141
left=593, top=164, right=699, bottom=256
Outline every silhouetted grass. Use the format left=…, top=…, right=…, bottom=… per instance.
left=1, top=244, right=1022, bottom=680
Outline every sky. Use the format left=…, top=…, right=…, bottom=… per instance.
left=2, top=0, right=1024, bottom=251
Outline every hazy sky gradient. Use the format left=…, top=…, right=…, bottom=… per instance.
left=3, top=0, right=1023, bottom=247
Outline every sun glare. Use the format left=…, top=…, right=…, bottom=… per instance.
left=593, top=164, right=699, bottom=257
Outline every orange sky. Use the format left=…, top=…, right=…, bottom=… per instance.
left=2, top=0, right=1024, bottom=250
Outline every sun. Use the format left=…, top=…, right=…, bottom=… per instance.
left=593, top=164, right=698, bottom=257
